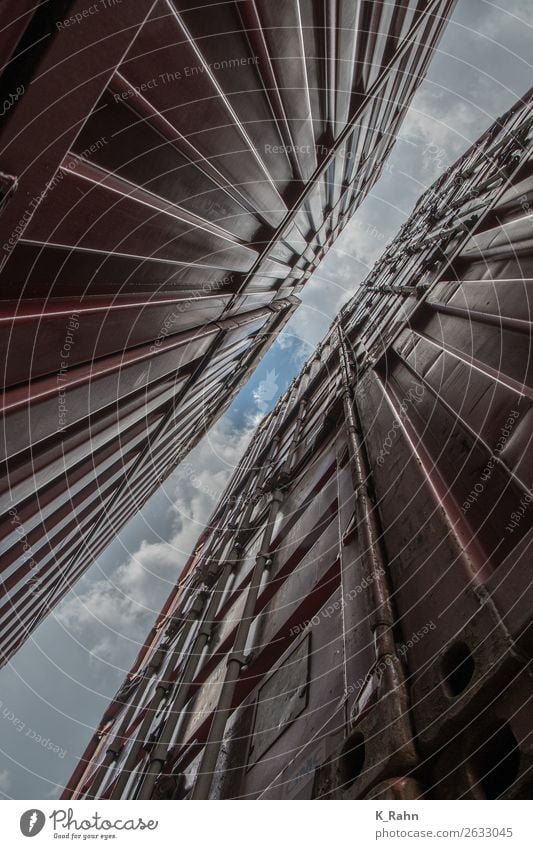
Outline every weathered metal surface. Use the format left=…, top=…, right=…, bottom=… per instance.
left=430, top=668, right=533, bottom=799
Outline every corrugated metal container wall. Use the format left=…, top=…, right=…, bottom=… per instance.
left=0, top=0, right=455, bottom=664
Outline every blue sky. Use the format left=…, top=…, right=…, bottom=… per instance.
left=0, top=0, right=531, bottom=800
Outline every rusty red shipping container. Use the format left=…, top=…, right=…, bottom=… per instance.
left=0, top=0, right=455, bottom=664
left=65, top=87, right=533, bottom=800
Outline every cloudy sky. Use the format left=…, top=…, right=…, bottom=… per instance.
left=0, top=0, right=531, bottom=800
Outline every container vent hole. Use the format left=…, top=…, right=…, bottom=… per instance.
left=441, top=641, right=475, bottom=697
left=472, top=723, right=521, bottom=799
left=340, top=733, right=366, bottom=786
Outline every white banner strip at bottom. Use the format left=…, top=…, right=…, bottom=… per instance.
left=3, top=799, right=530, bottom=848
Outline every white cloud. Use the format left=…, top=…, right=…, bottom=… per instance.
left=398, top=96, right=478, bottom=180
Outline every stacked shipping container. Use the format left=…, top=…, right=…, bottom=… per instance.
left=0, top=0, right=455, bottom=663
left=66, top=87, right=533, bottom=800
